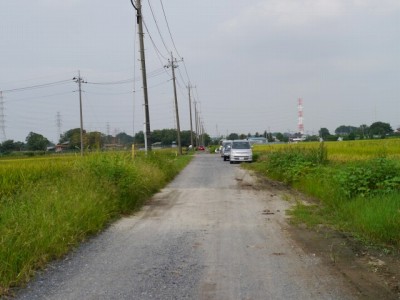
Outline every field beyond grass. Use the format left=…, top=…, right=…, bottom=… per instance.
left=0, top=151, right=192, bottom=296
left=247, top=139, right=400, bottom=249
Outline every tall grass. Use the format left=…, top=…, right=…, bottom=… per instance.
left=247, top=141, right=400, bottom=248
left=0, top=151, right=192, bottom=295
left=253, top=139, right=400, bottom=161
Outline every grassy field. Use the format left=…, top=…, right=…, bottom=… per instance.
left=253, top=139, right=400, bottom=162
left=0, top=151, right=192, bottom=296
left=248, top=139, right=400, bottom=249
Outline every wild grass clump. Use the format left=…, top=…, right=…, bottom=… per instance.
left=258, top=143, right=327, bottom=183
left=338, top=193, right=400, bottom=246
left=0, top=151, right=191, bottom=296
left=336, top=157, right=400, bottom=198
left=248, top=143, right=400, bottom=248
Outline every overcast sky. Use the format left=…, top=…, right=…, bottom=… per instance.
left=1, top=0, right=399, bottom=143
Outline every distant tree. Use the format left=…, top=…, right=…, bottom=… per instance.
left=347, top=132, right=356, bottom=140
left=369, top=121, right=393, bottom=138
left=134, top=131, right=145, bottom=144
left=227, top=133, right=239, bottom=140
left=180, top=130, right=195, bottom=147
left=267, top=132, right=274, bottom=142
left=335, top=125, right=358, bottom=135
left=239, top=134, right=247, bottom=139
left=25, top=132, right=50, bottom=151
left=16, top=141, right=25, bottom=150
left=319, top=128, right=331, bottom=139
left=0, top=139, right=23, bottom=153
left=202, top=133, right=211, bottom=146
left=275, top=133, right=284, bottom=142
left=87, top=131, right=104, bottom=150
left=60, top=128, right=85, bottom=149
left=115, top=132, right=134, bottom=145
left=356, top=124, right=369, bottom=139
left=152, top=129, right=177, bottom=145
left=305, top=135, right=319, bottom=142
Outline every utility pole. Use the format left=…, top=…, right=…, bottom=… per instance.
left=0, top=91, right=6, bottom=142
left=56, top=111, right=62, bottom=143
left=165, top=52, right=182, bottom=155
left=188, top=84, right=194, bottom=148
left=194, top=101, right=199, bottom=147
left=73, top=71, right=85, bottom=156
left=132, top=0, right=151, bottom=151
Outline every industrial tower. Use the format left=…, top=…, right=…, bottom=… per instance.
left=297, top=98, right=304, bottom=135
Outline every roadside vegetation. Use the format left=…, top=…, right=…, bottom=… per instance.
left=247, top=140, right=400, bottom=249
left=0, top=151, right=192, bottom=296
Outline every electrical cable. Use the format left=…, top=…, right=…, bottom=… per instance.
left=142, top=18, right=169, bottom=60
left=159, top=0, right=181, bottom=59
left=2, top=79, right=72, bottom=93
left=130, top=0, right=138, bottom=11
left=4, top=91, right=74, bottom=103
left=147, top=0, right=170, bottom=56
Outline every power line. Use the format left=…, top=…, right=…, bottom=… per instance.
left=147, top=0, right=170, bottom=55
left=4, top=91, right=74, bottom=103
left=143, top=18, right=169, bottom=60
left=2, top=79, right=72, bottom=93
left=158, top=0, right=192, bottom=85
left=86, top=78, right=135, bottom=85
left=159, top=0, right=181, bottom=58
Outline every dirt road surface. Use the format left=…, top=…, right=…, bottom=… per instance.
left=15, top=153, right=364, bottom=299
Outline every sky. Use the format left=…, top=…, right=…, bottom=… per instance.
left=0, top=0, right=399, bottom=143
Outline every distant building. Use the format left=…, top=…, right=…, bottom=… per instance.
left=248, top=137, right=267, bottom=144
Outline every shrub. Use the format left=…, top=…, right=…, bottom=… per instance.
left=336, top=157, right=400, bottom=198
left=263, top=143, right=327, bottom=183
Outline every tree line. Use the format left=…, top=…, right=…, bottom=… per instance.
left=0, top=128, right=211, bottom=154
left=219, top=121, right=398, bottom=144
left=0, top=121, right=397, bottom=154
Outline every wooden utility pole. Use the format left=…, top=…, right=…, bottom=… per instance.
left=188, top=85, right=194, bottom=148
left=73, top=71, right=85, bottom=156
left=166, top=53, right=182, bottom=155
left=194, top=101, right=199, bottom=147
left=135, top=0, right=151, bottom=151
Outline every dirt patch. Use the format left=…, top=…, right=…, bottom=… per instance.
left=252, top=172, right=400, bottom=300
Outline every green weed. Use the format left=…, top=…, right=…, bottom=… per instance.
left=248, top=144, right=400, bottom=248
left=0, top=151, right=191, bottom=295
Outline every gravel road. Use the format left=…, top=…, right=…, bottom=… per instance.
left=15, top=153, right=359, bottom=300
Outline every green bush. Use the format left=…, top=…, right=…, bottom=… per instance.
left=336, top=157, right=400, bottom=198
left=263, top=143, right=327, bottom=183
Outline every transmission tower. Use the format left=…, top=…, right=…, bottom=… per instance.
left=0, top=91, right=6, bottom=142
left=56, top=111, right=62, bottom=143
left=297, top=98, right=304, bottom=135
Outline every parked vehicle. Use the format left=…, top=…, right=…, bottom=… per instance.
left=229, top=140, right=252, bottom=164
left=222, top=142, right=232, bottom=161
left=220, top=140, right=232, bottom=157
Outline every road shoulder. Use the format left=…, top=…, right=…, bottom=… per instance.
left=249, top=171, right=400, bottom=300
